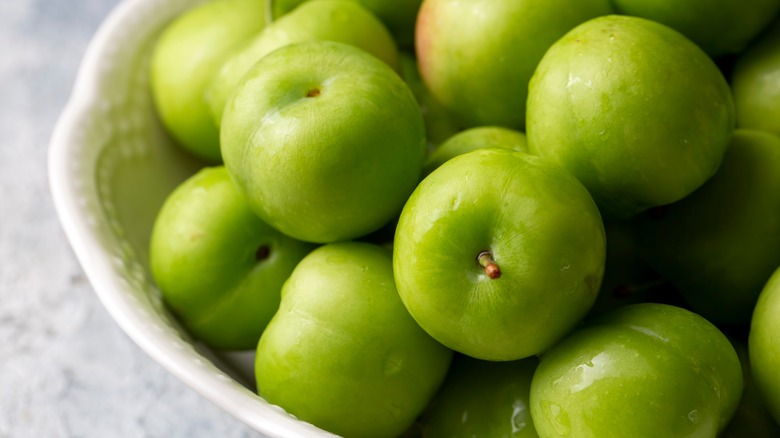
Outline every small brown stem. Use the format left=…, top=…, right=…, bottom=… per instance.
left=612, top=278, right=668, bottom=297
left=477, top=251, right=501, bottom=279
left=255, top=244, right=271, bottom=261
left=647, top=205, right=667, bottom=220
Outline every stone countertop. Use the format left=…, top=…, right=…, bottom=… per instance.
left=0, top=1, right=263, bottom=436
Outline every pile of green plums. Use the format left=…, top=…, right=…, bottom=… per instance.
left=146, top=0, right=780, bottom=436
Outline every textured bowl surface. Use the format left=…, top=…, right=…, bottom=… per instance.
left=48, top=0, right=335, bottom=436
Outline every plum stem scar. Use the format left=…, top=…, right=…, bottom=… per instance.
left=477, top=251, right=501, bottom=279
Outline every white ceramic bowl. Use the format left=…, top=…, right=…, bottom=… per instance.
left=48, top=0, right=335, bottom=436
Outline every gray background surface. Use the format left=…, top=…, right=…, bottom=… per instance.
left=0, top=1, right=263, bottom=436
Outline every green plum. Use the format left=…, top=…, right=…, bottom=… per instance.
left=394, top=148, right=605, bottom=361
left=221, top=41, right=425, bottom=244
left=254, top=242, right=453, bottom=438
left=271, top=0, right=422, bottom=48
left=419, top=354, right=539, bottom=437
left=415, top=0, right=613, bottom=129
left=632, top=130, right=780, bottom=325
left=530, top=303, right=743, bottom=438
left=527, top=15, right=735, bottom=218
left=398, top=53, right=460, bottom=149
left=721, top=337, right=780, bottom=437
left=149, top=167, right=313, bottom=350
left=423, top=126, right=528, bottom=176
left=207, top=0, right=399, bottom=125
left=749, top=267, right=780, bottom=424
left=732, top=22, right=780, bottom=136
left=150, top=0, right=266, bottom=162
left=610, top=0, right=780, bottom=56
left=586, top=219, right=684, bottom=319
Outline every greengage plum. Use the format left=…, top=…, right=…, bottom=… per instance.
left=732, top=22, right=780, bottom=136
left=419, top=354, right=539, bottom=437
left=394, top=148, right=605, bottom=361
left=149, top=167, right=313, bottom=350
left=610, top=0, right=780, bottom=56
left=220, top=41, right=425, bottom=243
left=150, top=0, right=266, bottom=162
left=530, top=303, right=743, bottom=438
left=749, top=267, right=780, bottom=424
left=423, top=126, right=528, bottom=176
left=416, top=0, right=613, bottom=130
left=633, top=130, right=780, bottom=325
left=254, top=242, right=452, bottom=438
left=586, top=220, right=683, bottom=319
left=527, top=15, right=735, bottom=218
left=207, top=0, right=399, bottom=125
left=722, top=338, right=780, bottom=437
left=271, top=0, right=423, bottom=48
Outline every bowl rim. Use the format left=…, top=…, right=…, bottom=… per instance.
left=48, top=1, right=334, bottom=436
